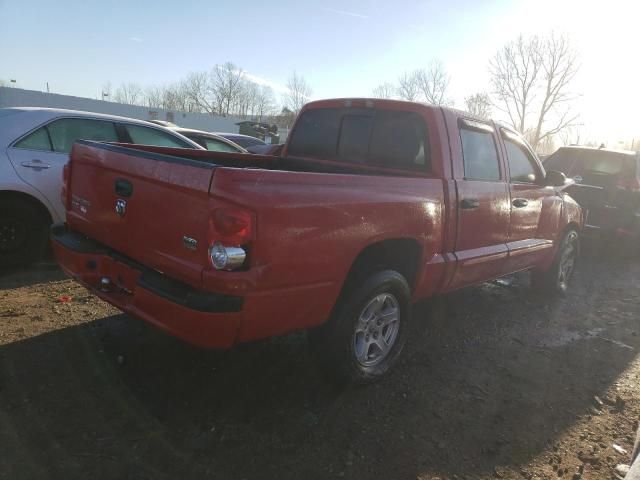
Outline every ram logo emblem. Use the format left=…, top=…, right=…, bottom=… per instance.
left=115, top=199, right=127, bottom=217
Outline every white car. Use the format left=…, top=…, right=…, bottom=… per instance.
left=0, top=107, right=204, bottom=268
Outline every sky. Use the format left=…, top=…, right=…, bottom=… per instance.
left=2, top=0, right=639, bottom=145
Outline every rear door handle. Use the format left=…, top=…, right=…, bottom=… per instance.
left=460, top=198, right=480, bottom=209
left=21, top=160, right=51, bottom=170
left=115, top=178, right=133, bottom=197
left=512, top=198, right=529, bottom=208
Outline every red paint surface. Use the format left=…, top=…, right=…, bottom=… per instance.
left=53, top=100, right=583, bottom=348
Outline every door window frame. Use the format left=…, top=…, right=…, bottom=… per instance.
left=500, top=128, right=545, bottom=185
left=458, top=118, right=503, bottom=182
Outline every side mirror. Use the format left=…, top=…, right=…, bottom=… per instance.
left=544, top=170, right=567, bottom=187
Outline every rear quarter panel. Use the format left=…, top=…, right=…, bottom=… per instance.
left=203, top=168, right=446, bottom=341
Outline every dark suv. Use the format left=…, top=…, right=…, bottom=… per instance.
left=544, top=146, right=640, bottom=238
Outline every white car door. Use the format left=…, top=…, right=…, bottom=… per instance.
left=6, top=117, right=119, bottom=222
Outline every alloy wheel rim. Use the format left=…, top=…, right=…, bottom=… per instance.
left=353, top=293, right=400, bottom=367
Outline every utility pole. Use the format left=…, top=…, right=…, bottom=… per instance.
left=46, top=82, right=50, bottom=93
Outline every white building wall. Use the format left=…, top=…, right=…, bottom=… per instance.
left=0, top=87, right=241, bottom=133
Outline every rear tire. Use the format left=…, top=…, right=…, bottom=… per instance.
left=532, top=228, right=579, bottom=296
left=0, top=198, right=49, bottom=269
left=311, top=270, right=412, bottom=384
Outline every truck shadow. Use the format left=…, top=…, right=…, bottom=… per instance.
left=1, top=256, right=639, bottom=479
left=0, top=261, right=67, bottom=290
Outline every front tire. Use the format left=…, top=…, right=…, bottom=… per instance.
left=532, top=228, right=579, bottom=296
left=313, top=270, right=412, bottom=384
left=0, top=198, right=49, bottom=269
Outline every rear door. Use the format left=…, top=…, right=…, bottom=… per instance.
left=501, top=130, right=556, bottom=272
left=6, top=117, right=120, bottom=221
left=447, top=118, right=510, bottom=289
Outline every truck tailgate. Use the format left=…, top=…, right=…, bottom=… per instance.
left=66, top=141, right=215, bottom=287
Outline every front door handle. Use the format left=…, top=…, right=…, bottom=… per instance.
left=21, top=160, right=51, bottom=170
left=460, top=198, right=480, bottom=209
left=512, top=198, right=529, bottom=208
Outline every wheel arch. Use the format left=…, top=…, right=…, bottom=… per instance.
left=341, top=237, right=423, bottom=294
left=0, top=190, right=54, bottom=225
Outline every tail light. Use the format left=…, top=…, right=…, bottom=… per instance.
left=207, top=206, right=254, bottom=270
left=61, top=163, right=71, bottom=209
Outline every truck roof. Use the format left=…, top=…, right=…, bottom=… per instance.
left=301, top=98, right=490, bottom=124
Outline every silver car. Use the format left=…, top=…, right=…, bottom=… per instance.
left=0, top=107, right=204, bottom=268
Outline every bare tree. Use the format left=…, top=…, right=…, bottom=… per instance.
left=255, top=85, right=276, bottom=121
left=464, top=92, right=492, bottom=119
left=489, top=33, right=578, bottom=150
left=531, top=34, right=579, bottom=149
left=144, top=85, right=163, bottom=109
left=372, top=82, right=396, bottom=99
left=415, top=60, right=451, bottom=106
left=211, top=62, right=244, bottom=116
left=113, top=82, right=143, bottom=105
left=396, top=72, right=419, bottom=101
left=184, top=71, right=215, bottom=114
left=284, top=71, right=312, bottom=113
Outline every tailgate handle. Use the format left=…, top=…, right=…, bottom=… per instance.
left=115, top=179, right=133, bottom=197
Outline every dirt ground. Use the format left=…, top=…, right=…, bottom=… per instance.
left=1, top=244, right=639, bottom=480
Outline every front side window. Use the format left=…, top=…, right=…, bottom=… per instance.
left=47, top=118, right=118, bottom=153
left=460, top=127, right=500, bottom=181
left=14, top=127, right=53, bottom=151
left=505, top=139, right=539, bottom=183
left=123, top=124, right=192, bottom=148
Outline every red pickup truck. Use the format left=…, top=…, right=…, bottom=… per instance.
left=52, top=99, right=582, bottom=383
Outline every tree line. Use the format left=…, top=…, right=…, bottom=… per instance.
left=372, top=32, right=579, bottom=152
left=98, top=32, right=578, bottom=151
left=102, top=63, right=313, bottom=124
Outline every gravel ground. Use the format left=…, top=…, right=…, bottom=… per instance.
left=0, top=245, right=639, bottom=480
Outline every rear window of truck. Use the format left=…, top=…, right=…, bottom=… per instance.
left=287, top=108, right=430, bottom=171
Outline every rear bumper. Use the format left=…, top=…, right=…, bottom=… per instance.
left=51, top=224, right=243, bottom=348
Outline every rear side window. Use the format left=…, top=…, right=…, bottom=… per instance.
left=203, top=138, right=241, bottom=152
left=288, top=108, right=430, bottom=171
left=460, top=128, right=500, bottom=181
left=505, top=139, right=539, bottom=183
left=47, top=118, right=119, bottom=154
left=14, top=127, right=53, bottom=151
left=123, top=124, right=192, bottom=148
